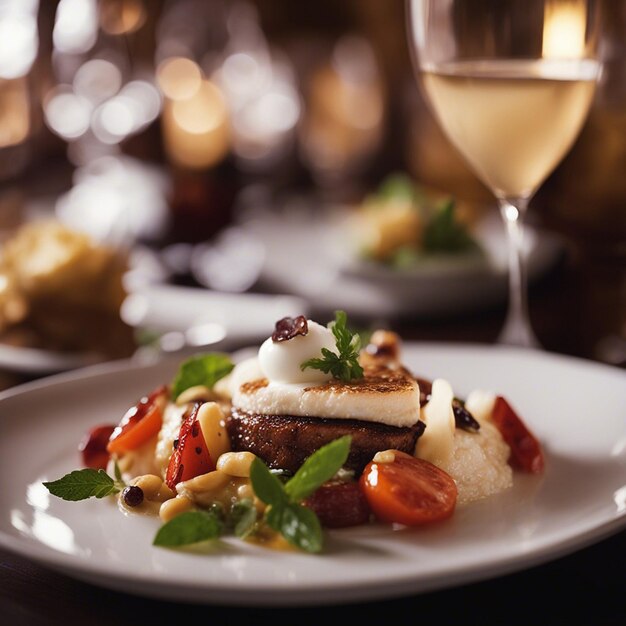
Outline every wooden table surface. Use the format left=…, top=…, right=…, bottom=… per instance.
left=0, top=229, right=624, bottom=626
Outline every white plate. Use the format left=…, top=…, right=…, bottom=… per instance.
left=0, top=343, right=104, bottom=376
left=0, top=345, right=624, bottom=606
left=239, top=204, right=564, bottom=318
left=121, top=285, right=308, bottom=350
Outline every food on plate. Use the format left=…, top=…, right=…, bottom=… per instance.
left=44, top=311, right=544, bottom=553
left=0, top=219, right=135, bottom=359
left=348, top=172, right=483, bottom=266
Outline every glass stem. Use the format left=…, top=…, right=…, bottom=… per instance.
left=497, top=197, right=540, bottom=348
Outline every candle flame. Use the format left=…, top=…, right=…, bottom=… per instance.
left=162, top=79, right=230, bottom=170
left=542, top=0, right=587, bottom=58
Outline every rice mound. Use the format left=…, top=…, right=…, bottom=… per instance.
left=439, top=420, right=513, bottom=505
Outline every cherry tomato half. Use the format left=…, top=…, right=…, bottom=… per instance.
left=165, top=403, right=215, bottom=490
left=491, top=396, right=544, bottom=474
left=359, top=450, right=457, bottom=526
left=107, top=385, right=168, bottom=455
left=79, top=424, right=116, bottom=469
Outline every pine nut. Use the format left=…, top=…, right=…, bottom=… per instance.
left=197, top=402, right=231, bottom=461
left=176, top=385, right=216, bottom=406
left=373, top=450, right=396, bottom=464
left=216, top=451, right=256, bottom=477
left=159, top=495, right=194, bottom=522
left=133, top=474, right=163, bottom=500
left=178, top=470, right=230, bottom=494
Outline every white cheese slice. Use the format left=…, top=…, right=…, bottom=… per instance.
left=232, top=378, right=421, bottom=428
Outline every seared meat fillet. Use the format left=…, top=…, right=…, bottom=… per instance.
left=226, top=408, right=426, bottom=474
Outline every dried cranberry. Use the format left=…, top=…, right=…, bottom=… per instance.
left=271, top=315, right=308, bottom=342
left=452, top=400, right=481, bottom=432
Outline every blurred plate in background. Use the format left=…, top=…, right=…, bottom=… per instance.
left=238, top=202, right=564, bottom=320
left=121, top=285, right=308, bottom=355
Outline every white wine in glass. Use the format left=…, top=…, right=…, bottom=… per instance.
left=407, top=0, right=602, bottom=348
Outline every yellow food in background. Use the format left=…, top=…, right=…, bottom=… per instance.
left=0, top=220, right=134, bottom=357
left=356, top=198, right=424, bottom=262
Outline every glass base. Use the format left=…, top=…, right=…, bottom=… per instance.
left=497, top=315, right=542, bottom=349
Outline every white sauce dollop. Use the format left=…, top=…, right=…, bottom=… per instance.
left=258, top=320, right=337, bottom=384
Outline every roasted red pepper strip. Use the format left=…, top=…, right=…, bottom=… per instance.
left=165, top=403, right=215, bottom=490
left=107, top=385, right=167, bottom=454
left=491, top=396, right=544, bottom=474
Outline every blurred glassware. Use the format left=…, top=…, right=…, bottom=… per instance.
left=404, top=79, right=493, bottom=210
left=190, top=225, right=265, bottom=292
left=0, top=0, right=42, bottom=181
left=530, top=0, right=626, bottom=366
left=154, top=0, right=304, bottom=244
left=55, top=154, right=171, bottom=247
left=298, top=34, right=386, bottom=199
left=44, top=0, right=161, bottom=167
left=35, top=0, right=177, bottom=258
left=212, top=2, right=301, bottom=175
left=534, top=0, right=626, bottom=249
left=155, top=0, right=232, bottom=172
left=407, top=0, right=602, bottom=349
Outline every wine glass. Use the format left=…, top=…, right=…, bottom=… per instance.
left=406, top=0, right=602, bottom=348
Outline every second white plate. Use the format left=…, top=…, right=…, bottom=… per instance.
left=239, top=204, right=564, bottom=319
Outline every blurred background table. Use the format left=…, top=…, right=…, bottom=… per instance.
left=0, top=0, right=624, bottom=623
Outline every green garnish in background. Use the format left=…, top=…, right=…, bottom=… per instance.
left=423, top=198, right=479, bottom=254
left=301, top=311, right=364, bottom=382
left=170, top=352, right=234, bottom=400
left=375, top=172, right=425, bottom=205
left=364, top=172, right=481, bottom=263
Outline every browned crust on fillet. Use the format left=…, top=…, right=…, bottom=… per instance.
left=226, top=408, right=426, bottom=474
left=237, top=364, right=417, bottom=398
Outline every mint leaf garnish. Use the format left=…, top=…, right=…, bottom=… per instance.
left=230, top=499, right=258, bottom=539
left=43, top=469, right=121, bottom=501
left=285, top=435, right=351, bottom=502
left=266, top=501, right=323, bottom=553
left=301, top=311, right=364, bottom=382
left=249, top=458, right=289, bottom=507
left=113, top=461, right=123, bottom=483
left=250, top=436, right=351, bottom=552
left=153, top=510, right=222, bottom=547
left=170, top=353, right=234, bottom=400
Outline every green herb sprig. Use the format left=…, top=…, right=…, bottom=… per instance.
left=153, top=510, right=223, bottom=547
left=43, top=468, right=125, bottom=501
left=300, top=311, right=364, bottom=382
left=249, top=435, right=351, bottom=553
left=152, top=499, right=259, bottom=548
left=170, top=353, right=234, bottom=400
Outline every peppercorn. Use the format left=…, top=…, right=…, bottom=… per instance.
left=122, top=485, right=144, bottom=507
